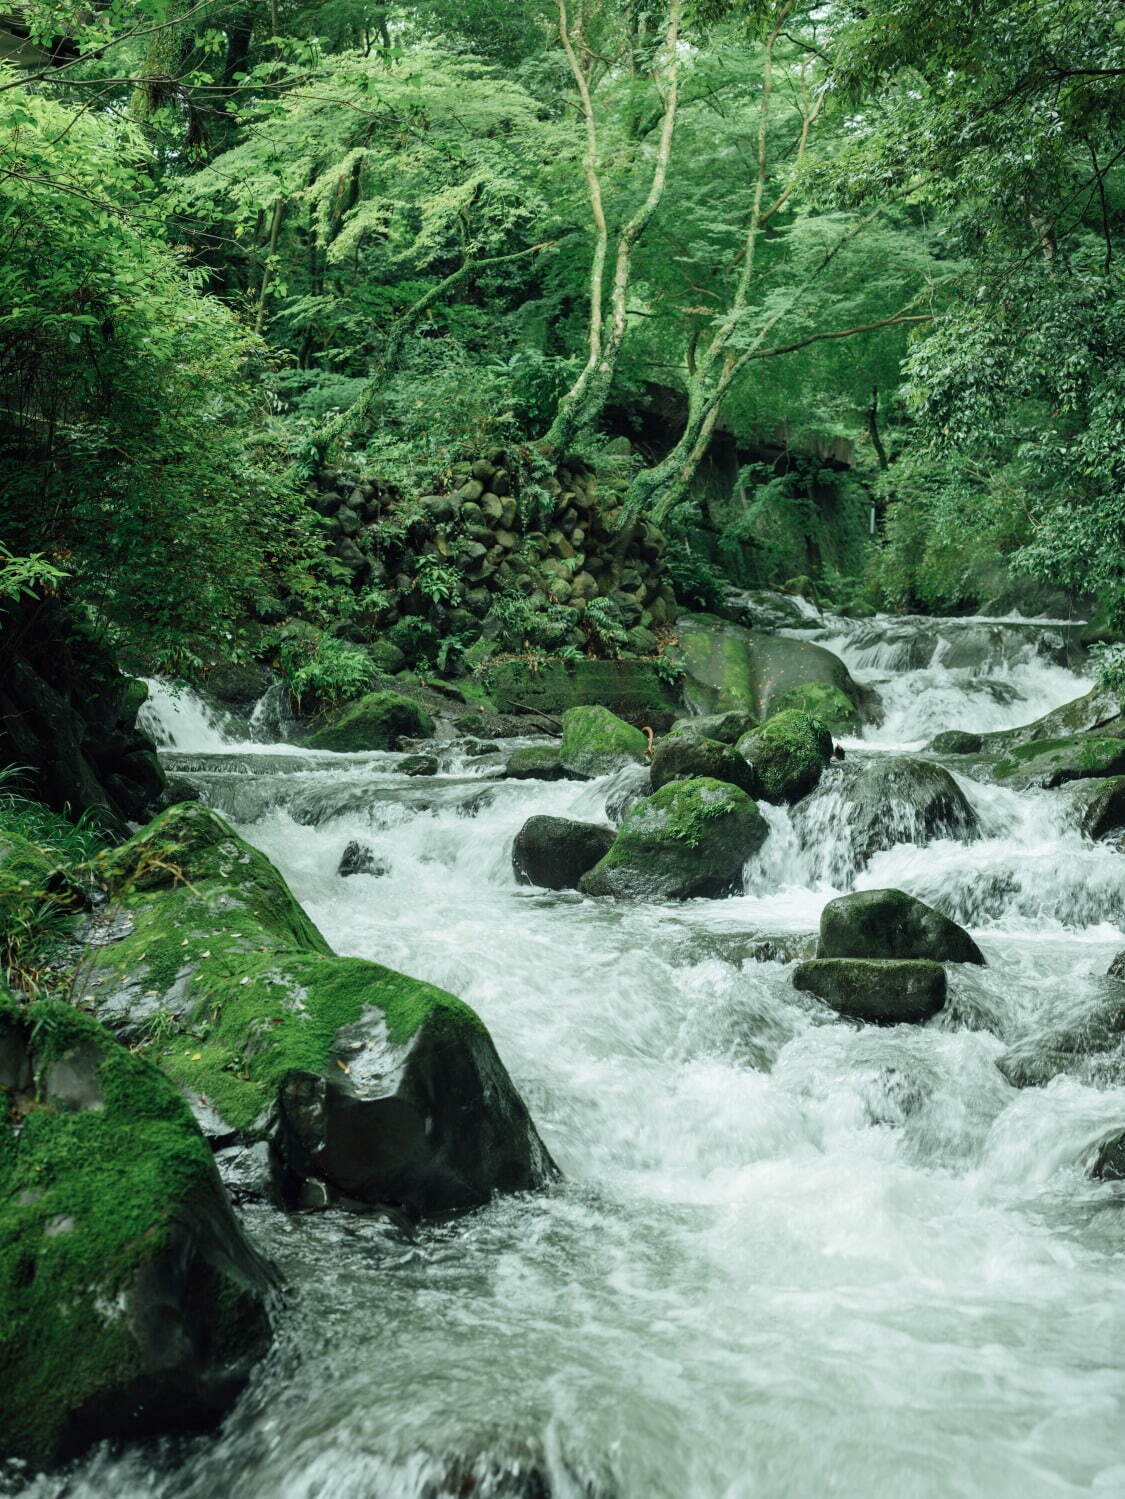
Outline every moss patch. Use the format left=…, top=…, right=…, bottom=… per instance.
left=560, top=705, right=648, bottom=777
left=771, top=682, right=858, bottom=737
left=298, top=691, right=436, bottom=752
left=994, top=736, right=1125, bottom=785
left=735, top=709, right=832, bottom=804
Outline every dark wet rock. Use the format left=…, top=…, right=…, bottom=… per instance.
left=338, top=840, right=389, bottom=878
left=669, top=710, right=759, bottom=745
left=505, top=745, right=577, bottom=781
left=735, top=710, right=833, bottom=805
left=158, top=776, right=202, bottom=807
left=1111, top=951, right=1125, bottom=981
left=799, top=756, right=979, bottom=872
left=512, top=816, right=614, bottom=891
left=792, top=958, right=947, bottom=1025
left=396, top=753, right=439, bottom=776
left=1060, top=776, right=1125, bottom=840
left=464, top=740, right=501, bottom=758
left=299, top=691, right=436, bottom=752
left=1092, top=1132, right=1125, bottom=1181
left=817, top=889, right=985, bottom=965
left=580, top=777, right=768, bottom=901
left=454, top=711, right=550, bottom=738
left=650, top=734, right=760, bottom=797
left=273, top=1001, right=558, bottom=1219
left=993, top=735, right=1125, bottom=789
left=926, top=730, right=983, bottom=755
left=76, top=804, right=555, bottom=1223
left=982, top=686, right=1125, bottom=753
left=202, top=663, right=273, bottom=712
left=559, top=705, right=649, bottom=778
left=0, top=995, right=276, bottom=1469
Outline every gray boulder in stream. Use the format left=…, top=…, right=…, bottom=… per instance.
left=512, top=815, right=614, bottom=891
left=993, top=735, right=1125, bottom=789
left=1060, top=776, right=1125, bottom=839
left=75, top=803, right=558, bottom=1221
left=0, top=993, right=277, bottom=1469
left=799, top=756, right=979, bottom=871
left=579, top=777, right=768, bottom=900
left=818, top=889, right=984, bottom=965
left=792, top=958, right=947, bottom=1025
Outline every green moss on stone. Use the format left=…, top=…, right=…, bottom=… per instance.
left=735, top=709, right=832, bottom=804
left=994, top=735, right=1125, bottom=786
left=560, top=705, right=648, bottom=777
left=299, top=691, right=436, bottom=752
left=771, top=682, right=858, bottom=737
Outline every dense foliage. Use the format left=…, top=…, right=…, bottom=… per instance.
left=0, top=0, right=1121, bottom=671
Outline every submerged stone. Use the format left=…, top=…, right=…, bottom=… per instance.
left=579, top=777, right=768, bottom=901
left=512, top=816, right=614, bottom=891
left=817, top=889, right=984, bottom=965
left=792, top=958, right=947, bottom=1025
left=0, top=995, right=276, bottom=1469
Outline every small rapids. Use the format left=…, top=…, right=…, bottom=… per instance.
left=16, top=615, right=1125, bottom=1499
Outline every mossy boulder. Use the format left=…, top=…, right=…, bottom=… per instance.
left=670, top=614, right=869, bottom=723
left=649, top=734, right=760, bottom=798
left=735, top=710, right=833, bottom=805
left=77, top=804, right=557, bottom=1219
left=993, top=735, right=1125, bottom=789
left=982, top=686, right=1125, bottom=752
left=669, top=710, right=758, bottom=745
left=1062, top=776, right=1125, bottom=840
left=579, top=777, right=768, bottom=901
left=926, top=730, right=983, bottom=755
left=817, top=889, right=984, bottom=965
left=771, top=682, right=859, bottom=737
left=395, top=753, right=438, bottom=776
left=512, top=816, right=614, bottom=891
left=298, top=691, right=435, bottom=752
left=0, top=995, right=276, bottom=1469
left=484, top=658, right=678, bottom=727
left=792, top=958, right=947, bottom=1025
left=560, top=705, right=649, bottom=778
left=504, top=744, right=577, bottom=781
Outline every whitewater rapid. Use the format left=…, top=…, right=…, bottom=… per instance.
left=20, top=613, right=1125, bottom=1499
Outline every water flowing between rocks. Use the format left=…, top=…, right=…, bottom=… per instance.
left=23, top=612, right=1125, bottom=1499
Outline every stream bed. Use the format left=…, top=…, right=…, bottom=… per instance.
left=15, top=612, right=1125, bottom=1499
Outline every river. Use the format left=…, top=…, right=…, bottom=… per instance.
left=16, top=611, right=1125, bottom=1499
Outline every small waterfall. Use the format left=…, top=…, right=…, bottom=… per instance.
left=138, top=678, right=239, bottom=750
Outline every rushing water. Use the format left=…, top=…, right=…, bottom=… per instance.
left=17, top=614, right=1125, bottom=1499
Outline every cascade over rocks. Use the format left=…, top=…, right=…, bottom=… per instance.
left=559, top=705, right=649, bottom=778
left=579, top=777, right=768, bottom=901
left=735, top=709, right=833, bottom=805
left=670, top=612, right=873, bottom=724
left=649, top=734, right=760, bottom=797
left=604, top=765, right=653, bottom=825
left=817, top=889, right=985, bottom=965
left=75, top=804, right=557, bottom=1220
left=299, top=690, right=436, bottom=752
left=797, top=756, right=979, bottom=874
left=0, top=994, right=277, bottom=1469
left=792, top=958, right=947, bottom=1026
left=512, top=815, right=614, bottom=891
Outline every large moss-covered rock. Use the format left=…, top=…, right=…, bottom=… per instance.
left=298, top=691, right=435, bottom=752
left=982, top=686, right=1125, bottom=752
left=817, top=888, right=984, bottom=965
left=800, top=756, right=979, bottom=869
left=792, top=958, right=947, bottom=1025
left=579, top=777, right=768, bottom=901
left=670, top=614, right=868, bottom=723
left=994, top=736, right=1125, bottom=789
left=0, top=995, right=276, bottom=1469
left=77, top=804, right=557, bottom=1219
left=649, top=734, right=760, bottom=797
left=735, top=710, right=833, bottom=805
left=1062, top=776, right=1125, bottom=840
left=484, top=658, right=678, bottom=726
left=770, top=682, right=859, bottom=737
left=560, top=705, right=649, bottom=778
left=512, top=815, right=614, bottom=891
